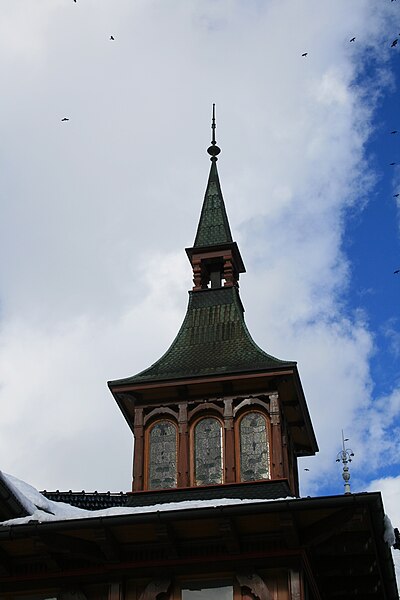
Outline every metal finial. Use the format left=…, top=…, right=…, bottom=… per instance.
left=207, top=103, right=221, bottom=161
left=336, top=430, right=354, bottom=495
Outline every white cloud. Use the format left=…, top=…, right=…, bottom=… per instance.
left=0, top=0, right=399, bottom=498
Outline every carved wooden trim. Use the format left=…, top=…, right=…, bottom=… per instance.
left=188, top=402, right=224, bottom=421
left=144, top=406, right=179, bottom=426
left=236, top=573, right=273, bottom=600
left=234, top=397, right=270, bottom=417
left=138, top=580, right=171, bottom=600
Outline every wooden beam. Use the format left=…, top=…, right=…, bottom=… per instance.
left=155, top=523, right=178, bottom=559
left=219, top=518, right=240, bottom=554
left=39, top=532, right=105, bottom=563
left=301, top=508, right=359, bottom=547
left=94, top=527, right=121, bottom=563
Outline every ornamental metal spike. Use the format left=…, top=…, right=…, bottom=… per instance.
left=335, top=430, right=354, bottom=494
left=207, top=103, right=221, bottom=161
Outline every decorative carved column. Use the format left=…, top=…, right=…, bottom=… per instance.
left=133, top=407, right=144, bottom=492
left=178, top=403, right=189, bottom=487
left=269, top=393, right=284, bottom=480
left=224, top=398, right=235, bottom=483
left=223, top=258, right=235, bottom=287
left=192, top=258, right=202, bottom=290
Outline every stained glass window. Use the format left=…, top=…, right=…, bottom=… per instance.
left=194, top=418, right=223, bottom=485
left=148, top=420, right=177, bottom=490
left=239, top=412, right=270, bottom=481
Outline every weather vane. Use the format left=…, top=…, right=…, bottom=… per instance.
left=336, top=430, right=354, bottom=495
left=207, top=103, right=221, bottom=161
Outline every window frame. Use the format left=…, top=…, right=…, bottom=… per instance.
left=235, top=409, right=271, bottom=483
left=190, top=415, right=225, bottom=487
left=144, top=417, right=178, bottom=491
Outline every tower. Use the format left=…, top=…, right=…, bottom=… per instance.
left=108, top=107, right=318, bottom=498
left=0, top=109, right=397, bottom=600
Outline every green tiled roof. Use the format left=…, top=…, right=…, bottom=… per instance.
left=109, top=287, right=295, bottom=386
left=193, top=161, right=233, bottom=247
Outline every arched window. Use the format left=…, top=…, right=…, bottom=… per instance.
left=239, top=412, right=270, bottom=481
left=193, top=417, right=223, bottom=486
left=148, top=420, right=177, bottom=490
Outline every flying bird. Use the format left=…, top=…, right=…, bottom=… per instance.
left=61, top=117, right=69, bottom=121
left=394, top=193, right=400, bottom=197
left=350, top=37, right=356, bottom=42
left=391, top=39, right=398, bottom=47
left=304, top=468, right=310, bottom=471
left=390, top=130, right=398, bottom=134
left=390, top=162, right=397, bottom=165
left=110, top=35, right=115, bottom=40
left=394, top=269, right=400, bottom=274
left=302, top=52, right=308, bottom=57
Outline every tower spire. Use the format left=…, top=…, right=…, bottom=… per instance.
left=207, top=103, right=221, bottom=161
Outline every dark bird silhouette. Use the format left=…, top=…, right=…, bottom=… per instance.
left=390, top=162, right=397, bottom=166
left=391, top=39, right=398, bottom=47
left=110, top=35, right=114, bottom=40
left=390, top=130, right=398, bottom=134
left=394, top=269, right=400, bottom=274
left=394, top=193, right=400, bottom=197
left=304, top=468, right=310, bottom=471
left=302, top=52, right=308, bottom=57
left=61, top=118, right=69, bottom=121
left=350, top=37, right=356, bottom=42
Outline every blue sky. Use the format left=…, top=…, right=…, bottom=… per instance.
left=344, top=85, right=400, bottom=400
left=0, top=0, right=399, bottom=538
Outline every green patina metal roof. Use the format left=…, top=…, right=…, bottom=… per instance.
left=109, top=286, right=294, bottom=386
left=193, top=160, right=233, bottom=247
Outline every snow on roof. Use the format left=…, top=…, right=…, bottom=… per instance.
left=0, top=472, right=295, bottom=526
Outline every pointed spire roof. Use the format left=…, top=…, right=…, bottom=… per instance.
left=193, top=105, right=233, bottom=248
left=193, top=160, right=234, bottom=247
left=109, top=106, right=295, bottom=387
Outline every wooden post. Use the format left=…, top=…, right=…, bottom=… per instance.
left=269, top=393, right=284, bottom=479
left=178, top=403, right=189, bottom=487
left=224, top=398, right=235, bottom=483
left=133, top=407, right=144, bottom=492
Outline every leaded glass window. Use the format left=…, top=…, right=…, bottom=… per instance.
left=148, top=420, right=177, bottom=490
left=239, top=412, right=270, bottom=481
left=194, top=418, right=223, bottom=485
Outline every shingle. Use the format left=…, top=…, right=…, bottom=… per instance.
left=110, top=286, right=294, bottom=385
left=41, top=490, right=129, bottom=510
left=193, top=160, right=233, bottom=247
